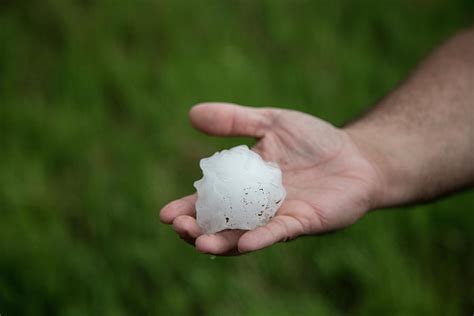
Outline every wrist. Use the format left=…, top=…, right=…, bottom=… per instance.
left=343, top=125, right=411, bottom=209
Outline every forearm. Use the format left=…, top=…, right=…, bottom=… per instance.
left=345, top=28, right=474, bottom=208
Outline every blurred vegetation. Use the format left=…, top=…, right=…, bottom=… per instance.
left=1, top=0, right=473, bottom=315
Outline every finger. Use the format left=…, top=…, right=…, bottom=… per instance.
left=160, top=194, right=197, bottom=224
left=238, top=214, right=307, bottom=253
left=172, top=215, right=202, bottom=244
left=189, top=102, right=273, bottom=137
left=195, top=230, right=246, bottom=255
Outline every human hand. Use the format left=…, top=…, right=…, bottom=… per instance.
left=160, top=103, right=384, bottom=255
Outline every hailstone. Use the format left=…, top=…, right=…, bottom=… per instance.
left=194, top=145, right=286, bottom=234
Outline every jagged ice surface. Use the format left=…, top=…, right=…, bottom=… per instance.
left=194, top=145, right=286, bottom=234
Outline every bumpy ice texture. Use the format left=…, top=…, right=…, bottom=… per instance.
left=194, top=145, right=286, bottom=234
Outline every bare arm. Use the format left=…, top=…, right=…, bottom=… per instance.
left=346, top=28, right=474, bottom=207
left=161, top=28, right=474, bottom=255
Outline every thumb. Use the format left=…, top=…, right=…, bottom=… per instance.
left=189, top=102, right=272, bottom=138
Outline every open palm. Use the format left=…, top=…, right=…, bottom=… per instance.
left=160, top=103, right=383, bottom=255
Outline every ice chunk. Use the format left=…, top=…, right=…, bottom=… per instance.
left=194, top=145, right=286, bottom=234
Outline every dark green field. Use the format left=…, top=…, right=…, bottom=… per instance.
left=1, top=1, right=473, bottom=315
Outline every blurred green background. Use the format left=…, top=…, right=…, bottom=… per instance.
left=1, top=0, right=473, bottom=315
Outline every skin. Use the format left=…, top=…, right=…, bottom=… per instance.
left=160, top=28, right=474, bottom=255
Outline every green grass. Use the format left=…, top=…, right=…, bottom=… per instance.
left=1, top=0, right=473, bottom=315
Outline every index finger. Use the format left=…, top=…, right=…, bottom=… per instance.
left=160, top=194, right=197, bottom=224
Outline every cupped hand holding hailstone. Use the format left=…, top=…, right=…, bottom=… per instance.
left=160, top=102, right=383, bottom=255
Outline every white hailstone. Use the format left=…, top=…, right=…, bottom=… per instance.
left=194, top=145, right=286, bottom=234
